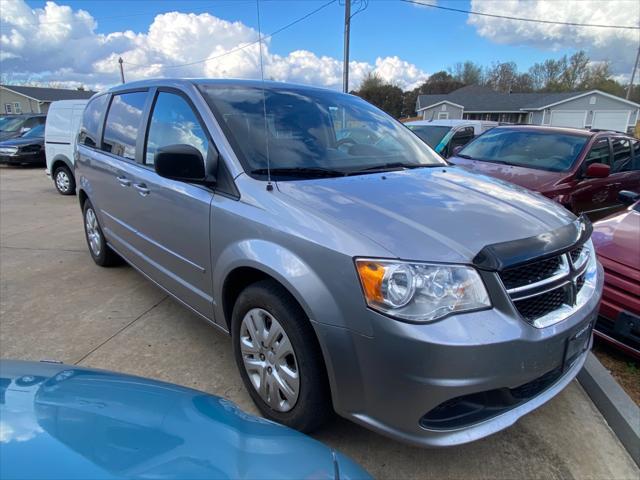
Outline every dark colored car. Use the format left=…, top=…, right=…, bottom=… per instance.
left=449, top=126, right=640, bottom=219
left=592, top=191, right=640, bottom=358
left=0, top=123, right=45, bottom=166
left=0, top=360, right=371, bottom=480
left=0, top=114, right=46, bottom=141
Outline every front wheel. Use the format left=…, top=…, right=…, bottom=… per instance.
left=53, top=165, right=75, bottom=195
left=232, top=279, right=332, bottom=432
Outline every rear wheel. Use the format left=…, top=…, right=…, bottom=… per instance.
left=82, top=200, right=121, bottom=267
left=232, top=279, right=332, bottom=432
left=53, top=165, right=75, bottom=195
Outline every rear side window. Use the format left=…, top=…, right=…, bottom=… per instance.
left=79, top=95, right=109, bottom=148
left=102, top=92, right=148, bottom=160
left=144, top=92, right=209, bottom=165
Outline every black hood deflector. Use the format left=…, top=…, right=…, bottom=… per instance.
left=473, top=215, right=592, bottom=271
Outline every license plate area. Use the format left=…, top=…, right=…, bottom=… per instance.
left=564, top=321, right=593, bottom=370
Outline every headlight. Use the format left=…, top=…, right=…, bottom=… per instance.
left=355, top=259, right=491, bottom=322
left=0, top=146, right=18, bottom=155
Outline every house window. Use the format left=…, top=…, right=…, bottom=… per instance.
left=4, top=103, right=13, bottom=114
left=441, top=104, right=446, bottom=111
left=438, top=112, right=449, bottom=120
left=589, top=96, right=596, bottom=105
left=13, top=102, right=21, bottom=114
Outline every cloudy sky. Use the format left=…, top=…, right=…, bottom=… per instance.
left=1, top=0, right=638, bottom=91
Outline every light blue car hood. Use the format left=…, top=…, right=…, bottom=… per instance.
left=0, top=360, right=369, bottom=480
left=276, top=166, right=576, bottom=263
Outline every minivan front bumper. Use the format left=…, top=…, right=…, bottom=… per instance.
left=313, top=264, right=603, bottom=447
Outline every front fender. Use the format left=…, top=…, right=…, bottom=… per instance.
left=213, top=239, right=346, bottom=332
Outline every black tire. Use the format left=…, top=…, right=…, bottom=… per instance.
left=82, top=199, right=121, bottom=267
left=53, top=165, right=76, bottom=195
left=232, top=279, right=332, bottom=432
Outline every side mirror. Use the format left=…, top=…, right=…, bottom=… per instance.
left=618, top=190, right=640, bottom=205
left=20, top=127, right=31, bottom=134
left=585, top=163, right=610, bottom=178
left=154, top=144, right=206, bottom=182
left=452, top=145, right=464, bottom=157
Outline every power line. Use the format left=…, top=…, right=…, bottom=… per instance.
left=399, top=0, right=640, bottom=30
left=123, top=0, right=337, bottom=70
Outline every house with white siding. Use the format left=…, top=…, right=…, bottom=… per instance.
left=0, top=85, right=95, bottom=115
left=416, top=85, right=640, bottom=134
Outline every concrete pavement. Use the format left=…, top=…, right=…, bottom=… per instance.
left=1, top=166, right=638, bottom=479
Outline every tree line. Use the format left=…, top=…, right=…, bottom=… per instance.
left=353, top=51, right=640, bottom=118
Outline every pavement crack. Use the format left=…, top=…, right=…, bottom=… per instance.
left=73, top=295, right=169, bottom=365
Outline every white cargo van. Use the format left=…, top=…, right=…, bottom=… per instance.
left=45, top=100, right=88, bottom=195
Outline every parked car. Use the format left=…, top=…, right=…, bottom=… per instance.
left=449, top=126, right=640, bottom=219
left=404, top=119, right=498, bottom=157
left=0, top=123, right=45, bottom=166
left=0, top=359, right=371, bottom=480
left=592, top=191, right=640, bottom=358
left=0, top=114, right=46, bottom=141
left=45, top=100, right=88, bottom=195
left=75, top=79, right=602, bottom=447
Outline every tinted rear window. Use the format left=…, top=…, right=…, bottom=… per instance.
left=102, top=91, right=148, bottom=160
left=78, top=95, right=109, bottom=148
left=459, top=129, right=588, bottom=172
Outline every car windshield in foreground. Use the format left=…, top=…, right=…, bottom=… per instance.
left=458, top=129, right=588, bottom=172
left=406, top=125, right=452, bottom=148
left=21, top=124, right=44, bottom=138
left=199, top=85, right=445, bottom=179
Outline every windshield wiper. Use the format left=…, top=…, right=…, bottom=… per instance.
left=347, top=162, right=427, bottom=175
left=456, top=153, right=473, bottom=159
left=250, top=167, right=346, bottom=178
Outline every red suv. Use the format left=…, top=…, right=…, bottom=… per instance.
left=449, top=126, right=640, bottom=219
left=592, top=191, right=640, bottom=358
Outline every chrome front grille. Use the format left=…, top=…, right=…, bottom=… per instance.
left=499, top=244, right=594, bottom=328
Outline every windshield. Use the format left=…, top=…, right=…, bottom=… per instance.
left=459, top=128, right=588, bottom=172
left=0, top=117, right=25, bottom=132
left=406, top=125, right=452, bottom=148
left=21, top=124, right=44, bottom=138
left=199, top=85, right=445, bottom=178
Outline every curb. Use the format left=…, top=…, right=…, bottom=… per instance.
left=577, top=352, right=640, bottom=467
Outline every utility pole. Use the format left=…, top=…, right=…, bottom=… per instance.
left=626, top=44, right=640, bottom=99
left=118, top=57, right=125, bottom=84
left=342, top=0, right=351, bottom=93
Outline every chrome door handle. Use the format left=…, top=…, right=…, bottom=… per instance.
left=116, top=176, right=131, bottom=187
left=133, top=183, right=150, bottom=196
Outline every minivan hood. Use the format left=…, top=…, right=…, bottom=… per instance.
left=276, top=166, right=575, bottom=263
left=449, top=156, right=569, bottom=192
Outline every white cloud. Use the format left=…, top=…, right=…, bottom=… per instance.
left=0, top=0, right=429, bottom=91
left=468, top=0, right=640, bottom=79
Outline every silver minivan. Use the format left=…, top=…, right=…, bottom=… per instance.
left=76, top=79, right=602, bottom=447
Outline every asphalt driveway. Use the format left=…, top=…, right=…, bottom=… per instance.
left=1, top=166, right=638, bottom=479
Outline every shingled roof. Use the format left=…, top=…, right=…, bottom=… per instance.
left=1, top=85, right=96, bottom=102
left=416, top=85, right=584, bottom=113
